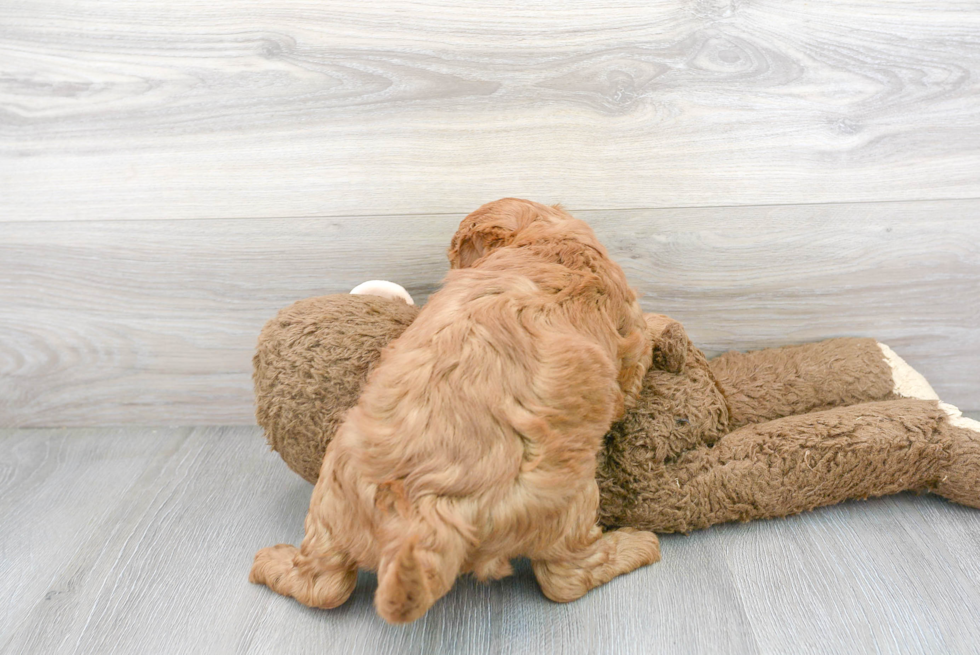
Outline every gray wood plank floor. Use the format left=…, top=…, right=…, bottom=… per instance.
left=3, top=423, right=980, bottom=655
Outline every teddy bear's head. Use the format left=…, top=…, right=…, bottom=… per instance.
left=595, top=315, right=731, bottom=527
left=253, top=293, right=419, bottom=484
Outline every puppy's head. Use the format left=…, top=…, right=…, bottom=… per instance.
left=447, top=198, right=571, bottom=269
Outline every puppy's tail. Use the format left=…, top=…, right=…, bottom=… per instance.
left=374, top=518, right=469, bottom=624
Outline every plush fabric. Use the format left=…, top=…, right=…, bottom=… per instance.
left=253, top=294, right=419, bottom=483
left=253, top=294, right=980, bottom=534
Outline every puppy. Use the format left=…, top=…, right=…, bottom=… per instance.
left=250, top=198, right=660, bottom=623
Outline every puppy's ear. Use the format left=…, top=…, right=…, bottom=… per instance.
left=447, top=227, right=489, bottom=269
left=644, top=314, right=689, bottom=374
left=447, top=198, right=535, bottom=269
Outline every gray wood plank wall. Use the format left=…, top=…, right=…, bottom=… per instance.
left=2, top=0, right=979, bottom=426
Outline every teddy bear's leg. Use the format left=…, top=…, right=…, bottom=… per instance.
left=249, top=512, right=357, bottom=610
left=614, top=399, right=963, bottom=533
left=877, top=342, right=941, bottom=400
left=707, top=338, right=924, bottom=429
left=932, top=403, right=980, bottom=508
left=531, top=481, right=660, bottom=603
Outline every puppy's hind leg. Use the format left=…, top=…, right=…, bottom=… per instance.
left=532, top=484, right=660, bottom=603
left=249, top=514, right=357, bottom=610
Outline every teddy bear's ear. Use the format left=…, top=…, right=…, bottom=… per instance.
left=644, top=314, right=689, bottom=374
left=350, top=280, right=415, bottom=305
left=447, top=228, right=490, bottom=269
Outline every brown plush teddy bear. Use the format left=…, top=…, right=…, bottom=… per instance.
left=254, top=286, right=980, bottom=534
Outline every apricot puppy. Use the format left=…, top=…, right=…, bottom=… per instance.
left=250, top=198, right=660, bottom=623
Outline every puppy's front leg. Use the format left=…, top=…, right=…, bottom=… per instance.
left=532, top=527, right=660, bottom=603
left=249, top=514, right=357, bottom=610
left=531, top=482, right=660, bottom=603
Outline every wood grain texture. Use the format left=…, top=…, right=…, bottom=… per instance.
left=2, top=425, right=979, bottom=654
left=3, top=0, right=980, bottom=220
left=724, top=496, right=980, bottom=653
left=1, top=198, right=977, bottom=427
left=0, top=427, right=191, bottom=640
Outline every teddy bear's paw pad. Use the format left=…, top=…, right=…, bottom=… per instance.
left=350, top=280, right=415, bottom=305
left=878, top=342, right=939, bottom=400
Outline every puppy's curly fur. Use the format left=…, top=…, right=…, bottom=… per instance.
left=250, top=198, right=660, bottom=623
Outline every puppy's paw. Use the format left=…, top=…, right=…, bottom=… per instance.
left=249, top=543, right=298, bottom=586
left=611, top=527, right=661, bottom=568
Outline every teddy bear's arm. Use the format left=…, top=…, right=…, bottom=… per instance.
left=708, top=338, right=900, bottom=429
left=600, top=398, right=980, bottom=534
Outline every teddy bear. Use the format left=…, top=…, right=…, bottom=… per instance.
left=253, top=284, right=980, bottom=534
